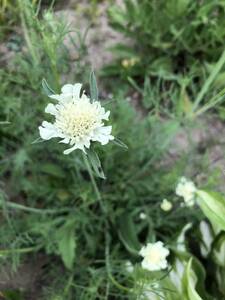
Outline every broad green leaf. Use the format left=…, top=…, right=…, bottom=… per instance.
left=89, top=71, right=98, bottom=102
left=86, top=148, right=105, bottom=179
left=42, top=78, right=56, bottom=96
left=118, top=214, right=140, bottom=255
left=169, top=257, right=186, bottom=295
left=182, top=257, right=213, bottom=300
left=211, top=231, right=225, bottom=268
left=56, top=219, right=76, bottom=270
left=183, top=258, right=203, bottom=300
left=112, top=137, right=128, bottom=150
left=176, top=223, right=192, bottom=252
left=199, top=221, right=214, bottom=257
left=196, top=190, right=225, bottom=231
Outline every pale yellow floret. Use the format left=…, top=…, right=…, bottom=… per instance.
left=55, top=101, right=99, bottom=138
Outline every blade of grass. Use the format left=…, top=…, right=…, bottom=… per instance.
left=193, top=49, right=225, bottom=112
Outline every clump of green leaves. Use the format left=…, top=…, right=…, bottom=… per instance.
left=107, top=0, right=225, bottom=85
left=0, top=0, right=225, bottom=299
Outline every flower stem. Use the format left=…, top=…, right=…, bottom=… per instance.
left=0, top=201, right=70, bottom=214
left=83, top=153, right=102, bottom=206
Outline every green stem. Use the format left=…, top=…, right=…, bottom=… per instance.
left=0, top=245, right=41, bottom=255
left=105, top=229, right=131, bottom=293
left=0, top=201, right=70, bottom=214
left=82, top=152, right=102, bottom=201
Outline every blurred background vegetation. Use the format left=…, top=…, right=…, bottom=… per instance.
left=0, top=0, right=225, bottom=299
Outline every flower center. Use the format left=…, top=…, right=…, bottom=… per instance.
left=55, top=101, right=99, bottom=138
left=146, top=248, right=161, bottom=264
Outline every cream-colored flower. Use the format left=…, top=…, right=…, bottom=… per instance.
left=39, top=83, right=114, bottom=154
left=139, top=241, right=169, bottom=271
left=121, top=57, right=139, bottom=68
left=175, top=177, right=196, bottom=206
left=160, top=199, right=172, bottom=211
left=140, top=212, right=147, bottom=220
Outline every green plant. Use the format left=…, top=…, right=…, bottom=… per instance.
left=1, top=0, right=225, bottom=299
left=107, top=0, right=225, bottom=91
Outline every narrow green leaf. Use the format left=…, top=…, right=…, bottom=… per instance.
left=31, top=137, right=45, bottom=144
left=112, top=137, right=128, bottom=150
left=42, top=78, right=56, bottom=96
left=86, top=148, right=105, bottom=179
left=118, top=214, right=140, bottom=255
left=89, top=71, right=98, bottom=102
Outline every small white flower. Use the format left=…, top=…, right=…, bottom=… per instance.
left=175, top=177, right=196, bottom=206
left=139, top=241, right=169, bottom=271
left=160, top=199, right=172, bottom=211
left=125, top=261, right=134, bottom=273
left=140, top=212, right=147, bottom=220
left=39, top=83, right=114, bottom=154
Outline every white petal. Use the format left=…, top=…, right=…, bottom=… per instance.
left=82, top=138, right=91, bottom=149
left=49, top=94, right=64, bottom=101
left=39, top=121, right=58, bottom=140
left=139, top=245, right=147, bottom=257
left=61, top=83, right=82, bottom=99
left=61, top=84, right=74, bottom=94
left=102, top=110, right=110, bottom=120
left=49, top=94, right=72, bottom=103
left=45, top=103, right=58, bottom=115
left=59, top=137, right=70, bottom=144
left=72, top=83, right=82, bottom=99
left=63, top=142, right=85, bottom=155
left=92, top=126, right=114, bottom=145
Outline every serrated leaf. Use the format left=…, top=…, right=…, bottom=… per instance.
left=118, top=214, right=140, bottom=255
left=42, top=78, right=56, bottom=96
left=56, top=219, right=76, bottom=270
left=112, top=137, right=128, bottom=150
left=89, top=71, right=98, bottom=102
left=86, top=148, right=105, bottom=179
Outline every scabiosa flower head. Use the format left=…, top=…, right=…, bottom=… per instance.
left=176, top=177, right=197, bottom=206
left=139, top=241, right=169, bottom=271
left=160, top=199, right=172, bottom=211
left=39, top=83, right=114, bottom=154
